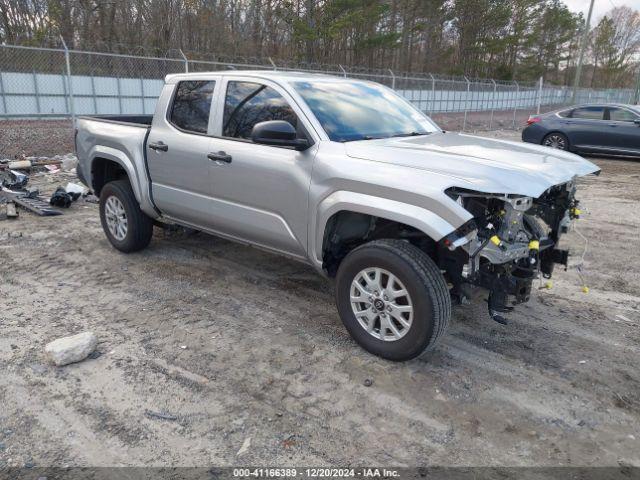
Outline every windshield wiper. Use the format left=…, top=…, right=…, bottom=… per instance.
left=341, top=135, right=381, bottom=142
left=391, top=131, right=431, bottom=138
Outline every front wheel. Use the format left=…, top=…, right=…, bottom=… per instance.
left=542, top=132, right=569, bottom=150
left=335, top=239, right=451, bottom=361
left=99, top=179, right=153, bottom=253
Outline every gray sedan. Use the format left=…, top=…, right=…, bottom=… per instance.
left=522, top=103, right=640, bottom=156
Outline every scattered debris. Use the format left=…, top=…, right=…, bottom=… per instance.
left=44, top=331, right=98, bottom=366
left=1, top=170, right=28, bottom=189
left=6, top=201, right=18, bottom=218
left=363, top=378, right=373, bottom=387
left=0, top=190, right=63, bottom=216
left=236, top=437, right=251, bottom=457
left=145, top=409, right=178, bottom=421
left=25, top=187, right=39, bottom=199
left=49, top=183, right=89, bottom=208
left=65, top=182, right=87, bottom=196
left=50, top=187, right=73, bottom=208
left=7, top=160, right=31, bottom=170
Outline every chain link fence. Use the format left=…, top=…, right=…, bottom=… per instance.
left=0, top=43, right=636, bottom=131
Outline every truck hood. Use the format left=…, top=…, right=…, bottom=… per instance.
left=345, top=132, right=600, bottom=197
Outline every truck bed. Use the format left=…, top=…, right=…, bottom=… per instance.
left=75, top=115, right=157, bottom=218
left=77, top=114, right=153, bottom=127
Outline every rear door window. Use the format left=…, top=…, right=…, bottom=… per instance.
left=223, top=81, right=298, bottom=140
left=170, top=80, right=216, bottom=134
left=607, top=107, right=639, bottom=122
left=571, top=106, right=604, bottom=120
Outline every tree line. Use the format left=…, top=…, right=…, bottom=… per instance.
left=1, top=0, right=639, bottom=87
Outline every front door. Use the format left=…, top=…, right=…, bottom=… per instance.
left=147, top=79, right=218, bottom=227
left=205, top=78, right=317, bottom=259
left=564, top=105, right=607, bottom=150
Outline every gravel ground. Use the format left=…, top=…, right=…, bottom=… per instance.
left=0, top=128, right=639, bottom=470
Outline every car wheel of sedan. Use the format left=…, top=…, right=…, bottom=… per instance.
left=99, top=179, right=153, bottom=253
left=335, top=239, right=451, bottom=361
left=542, top=132, right=569, bottom=150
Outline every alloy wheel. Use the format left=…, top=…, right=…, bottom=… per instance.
left=104, top=195, right=128, bottom=241
left=350, top=267, right=414, bottom=341
left=543, top=134, right=567, bottom=150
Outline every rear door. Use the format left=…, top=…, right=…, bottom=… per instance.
left=565, top=106, right=607, bottom=150
left=204, top=76, right=318, bottom=259
left=147, top=78, right=219, bottom=227
left=604, top=106, right=640, bottom=155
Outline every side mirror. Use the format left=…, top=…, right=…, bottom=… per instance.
left=251, top=120, right=310, bottom=151
left=634, top=118, right=640, bottom=126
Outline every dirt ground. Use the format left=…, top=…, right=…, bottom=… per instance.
left=0, top=129, right=639, bottom=470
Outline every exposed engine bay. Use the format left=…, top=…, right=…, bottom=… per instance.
left=441, top=181, right=582, bottom=324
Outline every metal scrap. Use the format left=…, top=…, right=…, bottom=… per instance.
left=0, top=190, right=63, bottom=216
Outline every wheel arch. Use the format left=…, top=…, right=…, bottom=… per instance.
left=313, top=191, right=457, bottom=276
left=89, top=147, right=142, bottom=202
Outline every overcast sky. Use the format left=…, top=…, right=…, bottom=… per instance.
left=564, top=0, right=640, bottom=22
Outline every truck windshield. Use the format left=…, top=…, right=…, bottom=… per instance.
left=292, top=80, right=439, bottom=142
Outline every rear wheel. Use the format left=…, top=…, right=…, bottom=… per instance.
left=542, top=132, right=569, bottom=150
left=99, top=179, right=153, bottom=253
left=335, top=239, right=451, bottom=361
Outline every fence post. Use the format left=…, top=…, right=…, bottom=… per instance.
left=60, top=36, right=75, bottom=125
left=428, top=73, right=435, bottom=115
left=116, top=77, right=123, bottom=114
left=512, top=80, right=519, bottom=130
left=388, top=69, right=396, bottom=90
left=489, top=79, right=496, bottom=130
left=32, top=70, right=41, bottom=118
left=536, top=76, right=543, bottom=114
left=140, top=77, right=145, bottom=114
left=90, top=74, right=98, bottom=114
left=179, top=49, right=189, bottom=73
left=339, top=64, right=347, bottom=78
left=463, top=76, right=470, bottom=131
left=268, top=57, right=277, bottom=70
left=0, top=71, right=6, bottom=117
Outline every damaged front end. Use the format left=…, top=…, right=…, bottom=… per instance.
left=440, top=182, right=583, bottom=324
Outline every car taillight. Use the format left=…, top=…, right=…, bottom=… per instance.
left=526, top=115, right=541, bottom=125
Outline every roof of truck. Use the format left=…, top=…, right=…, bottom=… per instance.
left=165, top=70, right=355, bottom=84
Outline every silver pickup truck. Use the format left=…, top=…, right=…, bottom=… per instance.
left=75, top=71, right=600, bottom=361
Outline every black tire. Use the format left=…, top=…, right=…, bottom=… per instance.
left=335, top=239, right=451, bottom=361
left=99, top=179, right=153, bottom=253
left=542, top=132, right=569, bottom=151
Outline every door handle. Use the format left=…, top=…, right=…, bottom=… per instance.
left=149, top=141, right=168, bottom=152
left=207, top=151, right=232, bottom=163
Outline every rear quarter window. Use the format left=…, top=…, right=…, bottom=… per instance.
left=170, top=81, right=216, bottom=134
